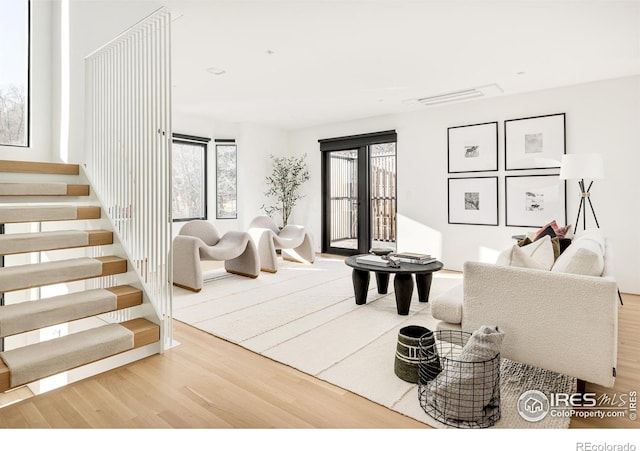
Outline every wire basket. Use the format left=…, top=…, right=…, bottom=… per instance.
left=418, top=330, right=501, bottom=428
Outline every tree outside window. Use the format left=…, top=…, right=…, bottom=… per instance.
left=0, top=0, right=30, bottom=147
left=172, top=135, right=210, bottom=222
left=216, top=141, right=237, bottom=219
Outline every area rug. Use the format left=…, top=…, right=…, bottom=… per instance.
left=172, top=256, right=575, bottom=428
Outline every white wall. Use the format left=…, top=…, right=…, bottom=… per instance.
left=0, top=0, right=53, bottom=162
left=289, top=76, right=640, bottom=294
left=66, top=0, right=161, bottom=164
left=238, top=123, right=290, bottom=230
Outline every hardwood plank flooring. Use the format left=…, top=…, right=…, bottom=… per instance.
left=0, top=291, right=637, bottom=429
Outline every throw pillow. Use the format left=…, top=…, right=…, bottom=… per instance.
left=574, top=229, right=605, bottom=253
left=517, top=237, right=532, bottom=247
left=532, top=223, right=557, bottom=241
left=550, top=237, right=561, bottom=260
left=495, top=248, right=512, bottom=266
left=555, top=224, right=573, bottom=239
left=533, top=220, right=573, bottom=240
left=512, top=235, right=555, bottom=270
left=524, top=235, right=560, bottom=260
left=551, top=238, right=604, bottom=276
left=559, top=238, right=572, bottom=254
left=511, top=245, right=550, bottom=270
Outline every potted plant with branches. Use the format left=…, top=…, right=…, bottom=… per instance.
left=262, top=153, right=310, bottom=227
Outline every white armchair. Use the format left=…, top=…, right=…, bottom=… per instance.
left=248, top=215, right=315, bottom=273
left=172, top=220, right=260, bottom=292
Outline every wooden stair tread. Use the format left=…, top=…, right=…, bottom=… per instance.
left=106, top=285, right=144, bottom=309
left=120, top=318, right=161, bottom=348
left=0, top=205, right=101, bottom=223
left=95, top=256, right=128, bottom=275
left=0, top=285, right=143, bottom=338
left=0, top=160, right=80, bottom=175
left=0, top=319, right=159, bottom=392
left=0, top=182, right=90, bottom=197
left=0, top=229, right=113, bottom=256
left=0, top=257, right=127, bottom=293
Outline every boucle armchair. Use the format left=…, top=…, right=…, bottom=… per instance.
left=431, top=230, right=618, bottom=388
left=248, top=215, right=315, bottom=273
left=172, top=220, right=259, bottom=292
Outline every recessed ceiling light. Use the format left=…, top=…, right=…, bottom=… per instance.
left=206, top=67, right=226, bottom=76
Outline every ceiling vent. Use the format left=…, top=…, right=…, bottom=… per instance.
left=413, top=84, right=503, bottom=107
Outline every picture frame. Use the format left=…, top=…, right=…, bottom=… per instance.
left=505, top=174, right=566, bottom=228
left=448, top=176, right=499, bottom=226
left=504, top=113, right=565, bottom=170
left=447, top=121, right=498, bottom=173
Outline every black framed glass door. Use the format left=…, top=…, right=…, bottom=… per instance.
left=320, top=131, right=396, bottom=256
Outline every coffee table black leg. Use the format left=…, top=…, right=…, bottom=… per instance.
left=352, top=269, right=370, bottom=305
left=416, top=273, right=433, bottom=303
left=394, top=273, right=414, bottom=315
left=375, top=272, right=390, bottom=294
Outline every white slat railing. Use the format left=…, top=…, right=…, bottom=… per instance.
left=84, top=8, right=172, bottom=348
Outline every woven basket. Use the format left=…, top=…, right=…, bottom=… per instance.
left=394, top=325, right=439, bottom=383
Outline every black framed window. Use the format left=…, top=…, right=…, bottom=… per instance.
left=0, top=0, right=30, bottom=147
left=172, top=134, right=210, bottom=222
left=215, top=139, right=237, bottom=219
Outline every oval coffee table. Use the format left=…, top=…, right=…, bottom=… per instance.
left=345, top=255, right=444, bottom=315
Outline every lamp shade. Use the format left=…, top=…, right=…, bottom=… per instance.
left=559, top=154, right=604, bottom=180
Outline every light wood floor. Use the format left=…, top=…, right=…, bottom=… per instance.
left=0, top=291, right=637, bottom=428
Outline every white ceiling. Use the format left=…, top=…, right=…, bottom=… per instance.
left=167, top=0, right=640, bottom=130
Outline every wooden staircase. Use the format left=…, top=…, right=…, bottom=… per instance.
left=0, top=160, right=161, bottom=395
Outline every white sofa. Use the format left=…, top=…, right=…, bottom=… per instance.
left=431, top=229, right=618, bottom=387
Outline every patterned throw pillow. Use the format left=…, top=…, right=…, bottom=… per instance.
left=555, top=224, right=573, bottom=239
left=532, top=222, right=557, bottom=241
left=532, top=220, right=573, bottom=240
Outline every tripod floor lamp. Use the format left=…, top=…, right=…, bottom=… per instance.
left=559, top=153, right=622, bottom=305
left=559, top=153, right=604, bottom=234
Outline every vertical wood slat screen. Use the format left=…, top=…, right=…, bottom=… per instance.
left=330, top=153, right=357, bottom=242
left=84, top=8, right=172, bottom=349
left=370, top=151, right=396, bottom=244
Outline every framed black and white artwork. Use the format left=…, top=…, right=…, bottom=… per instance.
left=504, top=113, right=565, bottom=170
left=505, top=174, right=566, bottom=228
left=447, top=121, right=498, bottom=173
left=448, top=176, right=499, bottom=226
